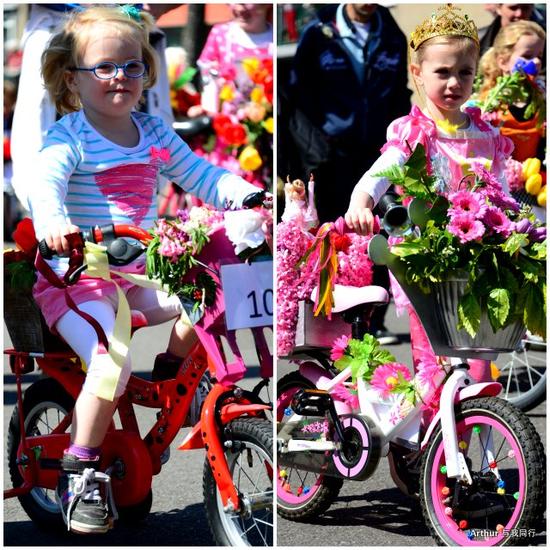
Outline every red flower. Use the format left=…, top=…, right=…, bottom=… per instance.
left=263, top=75, right=273, bottom=103
left=213, top=114, right=232, bottom=135
left=221, top=123, right=248, bottom=147
left=330, top=233, right=351, bottom=252
left=12, top=218, right=38, bottom=259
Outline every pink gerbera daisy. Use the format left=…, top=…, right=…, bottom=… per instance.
left=370, top=363, right=411, bottom=399
left=483, top=207, right=513, bottom=237
left=448, top=190, right=487, bottom=219
left=447, top=212, right=486, bottom=243
left=330, top=335, right=350, bottom=361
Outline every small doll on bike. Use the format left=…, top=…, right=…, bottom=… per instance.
left=345, top=4, right=516, bottom=386
left=26, top=5, right=266, bottom=535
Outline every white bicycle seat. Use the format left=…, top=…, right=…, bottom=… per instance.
left=310, top=284, right=389, bottom=314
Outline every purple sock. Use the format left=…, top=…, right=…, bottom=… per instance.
left=66, top=444, right=101, bottom=461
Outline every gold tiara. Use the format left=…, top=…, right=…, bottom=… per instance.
left=410, top=4, right=479, bottom=51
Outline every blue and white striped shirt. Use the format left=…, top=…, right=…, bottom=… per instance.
left=29, top=110, right=259, bottom=239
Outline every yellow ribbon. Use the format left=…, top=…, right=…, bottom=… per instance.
left=82, top=242, right=192, bottom=401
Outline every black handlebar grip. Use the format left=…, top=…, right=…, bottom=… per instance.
left=38, top=239, right=55, bottom=260
left=242, top=191, right=266, bottom=209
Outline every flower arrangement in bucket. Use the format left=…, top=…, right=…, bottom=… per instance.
left=374, top=143, right=546, bottom=340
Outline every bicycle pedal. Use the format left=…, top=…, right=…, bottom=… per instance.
left=290, top=389, right=333, bottom=416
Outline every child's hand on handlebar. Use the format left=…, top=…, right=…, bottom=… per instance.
left=345, top=190, right=376, bottom=235
left=45, top=224, right=81, bottom=256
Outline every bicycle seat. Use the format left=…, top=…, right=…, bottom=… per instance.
left=310, top=284, right=389, bottom=314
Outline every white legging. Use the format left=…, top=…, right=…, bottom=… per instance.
left=55, top=287, right=182, bottom=399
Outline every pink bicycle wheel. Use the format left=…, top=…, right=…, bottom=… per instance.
left=421, top=397, right=545, bottom=546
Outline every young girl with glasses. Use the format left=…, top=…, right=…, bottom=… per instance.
left=28, top=5, right=264, bottom=535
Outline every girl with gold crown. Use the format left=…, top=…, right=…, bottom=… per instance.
left=345, top=4, right=517, bottom=386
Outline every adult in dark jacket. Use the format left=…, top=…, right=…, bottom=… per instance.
left=287, top=3, right=411, bottom=223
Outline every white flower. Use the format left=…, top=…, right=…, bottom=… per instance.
left=224, top=210, right=266, bottom=254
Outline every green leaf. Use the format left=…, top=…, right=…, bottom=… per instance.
left=457, top=292, right=481, bottom=337
left=523, top=283, right=546, bottom=338
left=487, top=288, right=510, bottom=331
left=390, top=241, right=426, bottom=257
left=371, top=165, right=406, bottom=185
left=502, top=233, right=529, bottom=255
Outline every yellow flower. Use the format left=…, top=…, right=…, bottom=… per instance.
left=242, top=57, right=260, bottom=78
left=219, top=84, right=235, bottom=102
left=239, top=145, right=262, bottom=171
left=250, top=87, right=264, bottom=103
left=262, top=117, right=274, bottom=134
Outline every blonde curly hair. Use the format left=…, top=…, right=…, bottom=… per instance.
left=41, top=5, right=158, bottom=115
left=478, top=20, right=546, bottom=96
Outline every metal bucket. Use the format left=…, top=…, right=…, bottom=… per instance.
left=434, top=278, right=525, bottom=353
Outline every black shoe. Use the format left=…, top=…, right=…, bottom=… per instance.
left=56, top=454, right=112, bottom=534
left=152, top=352, right=181, bottom=381
left=374, top=328, right=399, bottom=345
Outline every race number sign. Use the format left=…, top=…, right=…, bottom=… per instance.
left=220, top=261, right=273, bottom=330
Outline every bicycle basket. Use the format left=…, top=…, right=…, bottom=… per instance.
left=4, top=251, right=46, bottom=353
left=286, top=300, right=350, bottom=357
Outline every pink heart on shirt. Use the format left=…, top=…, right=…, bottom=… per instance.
left=95, top=164, right=158, bottom=225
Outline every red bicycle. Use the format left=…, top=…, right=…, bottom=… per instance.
left=4, top=214, right=273, bottom=546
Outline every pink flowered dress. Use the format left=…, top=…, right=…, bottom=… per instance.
left=357, top=105, right=514, bottom=205
left=197, top=22, right=272, bottom=111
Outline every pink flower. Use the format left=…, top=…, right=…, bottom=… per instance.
left=370, top=363, right=411, bottom=398
left=471, top=163, right=503, bottom=191
left=330, top=335, right=350, bottom=361
left=504, top=158, right=524, bottom=193
left=447, top=212, right=485, bottom=243
left=483, top=207, right=513, bottom=237
left=331, top=383, right=359, bottom=409
left=448, top=190, right=487, bottom=219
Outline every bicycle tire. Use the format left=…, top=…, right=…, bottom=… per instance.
left=420, top=397, right=545, bottom=546
left=276, top=371, right=343, bottom=521
left=7, top=377, right=75, bottom=531
left=203, top=417, right=273, bottom=546
left=497, top=340, right=546, bottom=412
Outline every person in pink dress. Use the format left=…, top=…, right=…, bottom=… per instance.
left=345, top=5, right=515, bottom=385
left=196, top=4, right=273, bottom=113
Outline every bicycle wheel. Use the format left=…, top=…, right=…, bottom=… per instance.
left=496, top=338, right=546, bottom=411
left=276, top=371, right=343, bottom=520
left=203, top=417, right=273, bottom=546
left=420, top=397, right=545, bottom=546
left=7, top=377, right=75, bottom=531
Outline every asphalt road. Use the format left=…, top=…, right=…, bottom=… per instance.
left=276, top=304, right=547, bottom=547
left=3, top=321, right=270, bottom=547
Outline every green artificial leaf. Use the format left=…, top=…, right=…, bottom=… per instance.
left=334, top=355, right=352, bottom=371
left=372, top=165, right=406, bottom=185
left=487, top=288, right=510, bottom=331
left=405, top=143, right=428, bottom=171
left=502, top=233, right=529, bottom=255
left=523, top=283, right=546, bottom=338
left=457, top=292, right=481, bottom=337
left=528, top=241, right=547, bottom=260
left=390, top=241, right=426, bottom=257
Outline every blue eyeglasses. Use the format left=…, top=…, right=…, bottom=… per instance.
left=70, top=60, right=147, bottom=80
